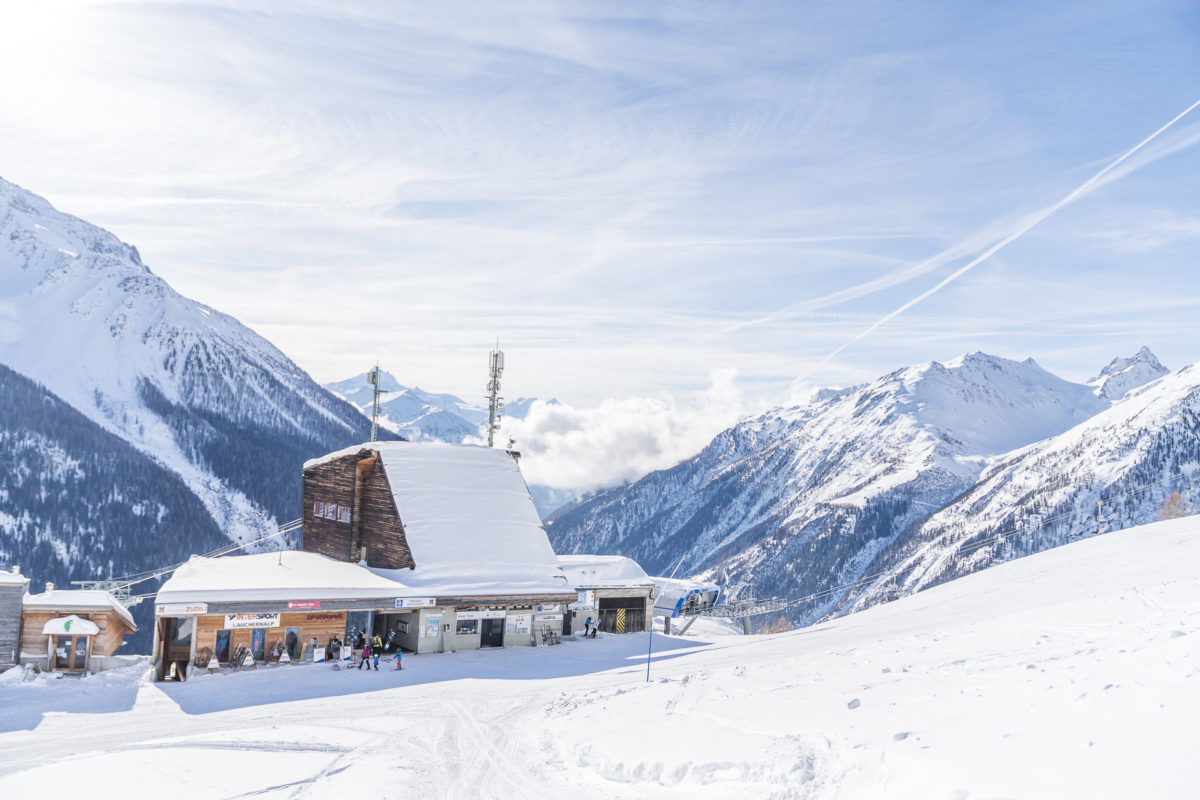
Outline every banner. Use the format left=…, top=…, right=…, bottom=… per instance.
left=156, top=603, right=208, bottom=616
left=224, top=613, right=280, bottom=630
left=534, top=604, right=560, bottom=613
left=568, top=590, right=595, bottom=610
left=506, top=614, right=530, bottom=635
left=396, top=597, right=436, bottom=608
left=455, top=609, right=507, bottom=621
left=287, top=601, right=320, bottom=610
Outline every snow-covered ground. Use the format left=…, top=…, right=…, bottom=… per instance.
left=2, top=517, right=1198, bottom=799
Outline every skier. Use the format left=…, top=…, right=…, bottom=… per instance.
left=394, top=648, right=404, bottom=671
left=358, top=637, right=371, bottom=670
left=371, top=633, right=384, bottom=670
left=583, top=615, right=593, bottom=637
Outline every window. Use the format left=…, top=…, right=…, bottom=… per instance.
left=324, top=503, right=338, bottom=520
left=215, top=630, right=231, bottom=663
left=338, top=505, right=351, bottom=523
left=313, top=500, right=325, bottom=517
left=455, top=619, right=478, bottom=635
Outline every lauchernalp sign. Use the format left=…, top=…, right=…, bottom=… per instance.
left=156, top=603, right=208, bottom=616
left=223, top=613, right=281, bottom=630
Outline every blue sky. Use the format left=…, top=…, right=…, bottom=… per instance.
left=2, top=1, right=1198, bottom=488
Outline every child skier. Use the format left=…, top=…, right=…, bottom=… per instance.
left=394, top=648, right=403, bottom=671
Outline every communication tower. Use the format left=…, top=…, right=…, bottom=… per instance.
left=486, top=342, right=504, bottom=447
left=367, top=362, right=383, bottom=442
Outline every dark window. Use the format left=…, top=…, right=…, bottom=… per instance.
left=455, top=619, right=478, bottom=635
left=215, top=630, right=231, bottom=663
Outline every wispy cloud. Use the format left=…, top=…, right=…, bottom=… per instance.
left=2, top=0, right=1198, bottom=425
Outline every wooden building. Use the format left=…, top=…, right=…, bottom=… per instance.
left=20, top=583, right=138, bottom=673
left=0, top=566, right=28, bottom=671
left=153, top=442, right=576, bottom=678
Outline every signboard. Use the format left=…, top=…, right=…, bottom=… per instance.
left=425, top=617, right=441, bottom=638
left=568, top=590, right=596, bottom=610
left=505, top=614, right=531, bottom=635
left=455, top=609, right=507, bottom=621
left=534, top=614, right=562, bottom=623
left=313, top=647, right=326, bottom=663
left=534, top=604, right=560, bottom=613
left=224, top=613, right=281, bottom=630
left=287, top=601, right=321, bottom=610
left=156, top=603, right=208, bottom=616
left=395, top=597, right=436, bottom=608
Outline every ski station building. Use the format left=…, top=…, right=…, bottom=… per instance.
left=152, top=442, right=578, bottom=678
left=556, top=554, right=656, bottom=634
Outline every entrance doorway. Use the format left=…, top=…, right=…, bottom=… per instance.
left=480, top=618, right=504, bottom=648
left=161, top=616, right=194, bottom=680
left=54, top=635, right=89, bottom=671
left=597, top=598, right=646, bottom=633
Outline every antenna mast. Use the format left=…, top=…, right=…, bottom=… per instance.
left=367, top=362, right=383, bottom=442
left=486, top=342, right=504, bottom=447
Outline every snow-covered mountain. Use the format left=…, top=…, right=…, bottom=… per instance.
left=854, top=359, right=1199, bottom=609
left=325, top=368, right=545, bottom=444
left=548, top=350, right=1181, bottom=625
left=1087, top=345, right=1169, bottom=401
left=0, top=177, right=386, bottom=636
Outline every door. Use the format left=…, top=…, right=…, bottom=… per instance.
left=73, top=636, right=89, bottom=670
left=166, top=617, right=193, bottom=663
left=214, top=630, right=231, bottom=664
left=54, top=636, right=73, bottom=670
left=480, top=618, right=504, bottom=648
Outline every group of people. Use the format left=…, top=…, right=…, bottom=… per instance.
left=353, top=629, right=403, bottom=671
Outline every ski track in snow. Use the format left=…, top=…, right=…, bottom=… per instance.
left=2, top=518, right=1200, bottom=798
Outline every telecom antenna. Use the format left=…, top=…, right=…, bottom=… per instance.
left=367, top=362, right=383, bottom=442
left=486, top=341, right=504, bottom=447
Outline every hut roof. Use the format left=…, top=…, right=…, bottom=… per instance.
left=24, top=588, right=136, bottom=629
left=557, top=555, right=654, bottom=589
left=306, top=441, right=568, bottom=595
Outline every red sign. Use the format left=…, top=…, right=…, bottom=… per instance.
left=287, top=601, right=321, bottom=610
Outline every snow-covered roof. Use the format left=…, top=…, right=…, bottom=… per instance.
left=651, top=576, right=721, bottom=618
left=157, top=551, right=410, bottom=604
left=0, top=568, right=29, bottom=586
left=24, top=589, right=136, bottom=629
left=306, top=441, right=570, bottom=596
left=557, top=555, right=654, bottom=589
left=41, top=615, right=100, bottom=636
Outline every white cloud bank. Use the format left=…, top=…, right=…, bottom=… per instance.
left=493, top=369, right=753, bottom=493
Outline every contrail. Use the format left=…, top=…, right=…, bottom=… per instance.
left=816, top=96, right=1200, bottom=369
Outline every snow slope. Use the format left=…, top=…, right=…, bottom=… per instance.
left=2, top=516, right=1196, bottom=799
left=0, top=176, right=378, bottom=545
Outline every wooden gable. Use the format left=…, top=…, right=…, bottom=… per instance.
left=301, top=448, right=415, bottom=570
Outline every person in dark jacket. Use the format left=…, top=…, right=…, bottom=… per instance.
left=583, top=616, right=593, bottom=636
left=371, top=634, right=383, bottom=670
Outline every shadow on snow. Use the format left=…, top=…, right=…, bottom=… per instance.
left=160, top=633, right=711, bottom=716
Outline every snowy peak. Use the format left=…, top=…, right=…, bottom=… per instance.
left=1088, top=346, right=1169, bottom=401
left=325, top=369, right=547, bottom=443
left=0, top=176, right=374, bottom=544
